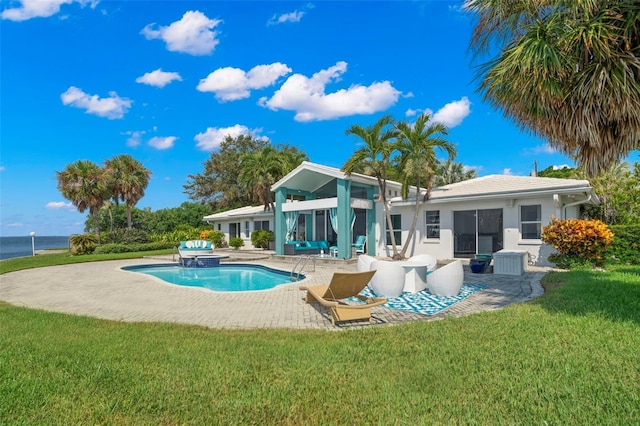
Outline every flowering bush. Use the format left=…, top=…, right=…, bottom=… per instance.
left=541, top=218, right=614, bottom=267
left=200, top=229, right=227, bottom=248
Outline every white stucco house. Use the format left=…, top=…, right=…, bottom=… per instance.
left=203, top=161, right=599, bottom=266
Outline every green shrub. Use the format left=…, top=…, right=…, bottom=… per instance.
left=199, top=229, right=227, bottom=248
left=251, top=230, right=274, bottom=249
left=541, top=218, right=614, bottom=267
left=103, top=228, right=150, bottom=244
left=210, top=230, right=227, bottom=248
left=69, top=233, right=97, bottom=255
left=229, top=237, right=244, bottom=250
left=94, top=241, right=175, bottom=254
left=607, top=225, right=640, bottom=265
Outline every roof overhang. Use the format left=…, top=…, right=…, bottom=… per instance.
left=271, top=161, right=401, bottom=193
left=390, top=186, right=599, bottom=207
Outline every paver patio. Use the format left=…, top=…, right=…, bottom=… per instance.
left=0, top=250, right=547, bottom=330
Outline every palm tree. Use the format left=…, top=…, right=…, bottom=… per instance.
left=342, top=114, right=401, bottom=258
left=435, top=159, right=476, bottom=186
left=276, top=143, right=308, bottom=173
left=56, top=160, right=109, bottom=243
left=239, top=146, right=281, bottom=211
left=394, top=113, right=456, bottom=258
left=104, top=154, right=152, bottom=229
left=466, top=0, right=640, bottom=177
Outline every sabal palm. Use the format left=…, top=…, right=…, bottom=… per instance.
left=342, top=114, right=400, bottom=257
left=56, top=160, right=108, bottom=242
left=104, top=154, right=151, bottom=229
left=435, top=159, right=476, bottom=186
left=394, top=113, right=456, bottom=258
left=467, top=0, right=640, bottom=177
left=239, top=146, right=281, bottom=211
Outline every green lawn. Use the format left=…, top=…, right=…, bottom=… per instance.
left=1, top=256, right=639, bottom=424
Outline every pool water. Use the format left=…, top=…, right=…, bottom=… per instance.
left=123, top=264, right=300, bottom=292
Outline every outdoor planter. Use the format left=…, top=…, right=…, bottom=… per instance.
left=469, top=258, right=487, bottom=273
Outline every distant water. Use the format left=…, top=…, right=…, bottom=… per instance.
left=0, top=236, right=70, bottom=260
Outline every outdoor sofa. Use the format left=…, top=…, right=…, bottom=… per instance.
left=284, top=240, right=330, bottom=255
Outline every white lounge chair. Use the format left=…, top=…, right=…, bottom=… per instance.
left=368, top=260, right=405, bottom=298
left=427, top=260, right=464, bottom=297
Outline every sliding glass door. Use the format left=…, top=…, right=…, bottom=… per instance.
left=453, top=209, right=503, bottom=258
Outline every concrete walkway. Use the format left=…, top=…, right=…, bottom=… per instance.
left=0, top=253, right=547, bottom=330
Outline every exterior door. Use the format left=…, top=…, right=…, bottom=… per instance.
left=454, top=209, right=503, bottom=258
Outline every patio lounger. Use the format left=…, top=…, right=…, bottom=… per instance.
left=352, top=235, right=366, bottom=254
left=300, top=270, right=386, bottom=325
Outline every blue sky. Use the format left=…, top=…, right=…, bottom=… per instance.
left=1, top=0, right=623, bottom=237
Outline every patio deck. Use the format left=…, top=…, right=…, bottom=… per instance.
left=0, top=250, right=547, bottom=330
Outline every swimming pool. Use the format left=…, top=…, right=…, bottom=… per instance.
left=122, top=263, right=302, bottom=292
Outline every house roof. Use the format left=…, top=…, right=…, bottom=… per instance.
left=203, top=205, right=273, bottom=222
left=396, top=174, right=599, bottom=204
left=271, top=161, right=402, bottom=195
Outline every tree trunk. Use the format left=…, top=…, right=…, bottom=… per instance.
left=377, top=175, right=400, bottom=259
left=126, top=204, right=132, bottom=229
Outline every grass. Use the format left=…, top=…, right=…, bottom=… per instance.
left=1, top=255, right=639, bottom=424
left=0, top=249, right=174, bottom=275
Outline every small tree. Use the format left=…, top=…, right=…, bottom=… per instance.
left=199, top=229, right=227, bottom=248
left=229, top=237, right=244, bottom=250
left=251, top=230, right=274, bottom=249
left=541, top=218, right=614, bottom=268
left=69, top=233, right=98, bottom=255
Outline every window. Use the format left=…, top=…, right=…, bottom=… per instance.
left=217, top=224, right=221, bottom=231
left=520, top=205, right=542, bottom=240
left=229, top=222, right=241, bottom=239
left=425, top=210, right=440, bottom=239
left=254, top=220, right=269, bottom=231
left=244, top=221, right=250, bottom=238
left=386, top=214, right=402, bottom=245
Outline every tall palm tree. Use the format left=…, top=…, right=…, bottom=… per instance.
left=104, top=154, right=152, bottom=229
left=56, top=160, right=109, bottom=243
left=466, top=0, right=640, bottom=177
left=342, top=114, right=401, bottom=258
left=394, top=113, right=456, bottom=258
left=239, top=146, right=281, bottom=212
left=435, top=159, right=477, bottom=186
left=276, top=143, right=308, bottom=173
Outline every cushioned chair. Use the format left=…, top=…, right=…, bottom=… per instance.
left=357, top=254, right=376, bottom=272
left=368, top=260, right=405, bottom=298
left=300, top=270, right=386, bottom=325
left=352, top=235, right=366, bottom=254
left=427, top=260, right=464, bottom=297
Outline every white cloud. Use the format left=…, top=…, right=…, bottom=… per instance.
left=197, top=63, right=291, bottom=102
left=46, top=201, right=75, bottom=211
left=268, top=10, right=304, bottom=25
left=536, top=144, right=557, bottom=154
left=122, top=130, right=145, bottom=147
left=136, top=69, right=182, bottom=88
left=148, top=136, right=177, bottom=150
left=0, top=166, right=5, bottom=172
left=61, top=86, right=131, bottom=119
left=194, top=125, right=267, bottom=151
left=405, top=108, right=418, bottom=117
left=431, top=97, right=471, bottom=128
left=260, top=61, right=401, bottom=122
left=1, top=0, right=96, bottom=21
left=267, top=3, right=313, bottom=25
left=553, top=164, right=572, bottom=170
left=502, top=168, right=513, bottom=175
left=141, top=10, right=222, bottom=56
